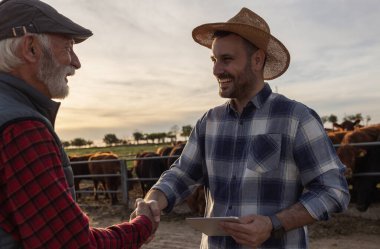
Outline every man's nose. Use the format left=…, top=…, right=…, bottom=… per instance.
left=213, top=61, right=224, bottom=77
left=71, top=51, right=81, bottom=69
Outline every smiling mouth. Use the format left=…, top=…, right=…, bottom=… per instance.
left=218, top=78, right=233, bottom=84
left=218, top=78, right=233, bottom=89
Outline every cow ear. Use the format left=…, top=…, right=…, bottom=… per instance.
left=358, top=148, right=367, bottom=157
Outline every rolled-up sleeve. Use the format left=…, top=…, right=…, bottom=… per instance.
left=153, top=119, right=206, bottom=213
left=293, top=111, right=350, bottom=220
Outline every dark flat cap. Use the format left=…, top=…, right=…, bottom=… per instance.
left=0, top=0, right=92, bottom=43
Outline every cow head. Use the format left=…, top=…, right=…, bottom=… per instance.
left=337, top=145, right=367, bottom=177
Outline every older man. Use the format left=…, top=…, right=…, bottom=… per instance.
left=141, top=7, right=350, bottom=249
left=0, top=0, right=155, bottom=248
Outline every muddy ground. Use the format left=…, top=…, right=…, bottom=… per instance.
left=80, top=186, right=380, bottom=249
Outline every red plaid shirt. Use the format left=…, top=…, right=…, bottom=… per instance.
left=0, top=120, right=152, bottom=248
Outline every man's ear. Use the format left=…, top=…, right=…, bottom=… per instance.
left=21, top=35, right=40, bottom=63
left=251, top=49, right=266, bottom=72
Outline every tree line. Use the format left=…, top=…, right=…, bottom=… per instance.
left=63, top=124, right=193, bottom=148
left=64, top=113, right=373, bottom=148
left=321, top=113, right=371, bottom=129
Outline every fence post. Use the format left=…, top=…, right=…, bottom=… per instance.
left=120, top=160, right=129, bottom=207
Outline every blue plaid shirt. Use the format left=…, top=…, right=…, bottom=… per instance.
left=154, top=83, right=350, bottom=249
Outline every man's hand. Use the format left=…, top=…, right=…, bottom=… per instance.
left=131, top=198, right=161, bottom=222
left=144, top=189, right=168, bottom=223
left=219, top=214, right=272, bottom=248
left=130, top=198, right=160, bottom=239
left=130, top=189, right=167, bottom=244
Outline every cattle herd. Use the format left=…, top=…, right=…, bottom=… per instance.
left=329, top=122, right=380, bottom=212
left=69, top=152, right=127, bottom=205
left=69, top=122, right=380, bottom=214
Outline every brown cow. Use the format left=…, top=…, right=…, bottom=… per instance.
left=88, top=152, right=121, bottom=205
left=333, top=119, right=362, bottom=131
left=327, top=130, right=349, bottom=148
left=337, top=124, right=380, bottom=175
left=336, top=124, right=380, bottom=211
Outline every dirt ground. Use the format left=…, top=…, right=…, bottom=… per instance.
left=82, top=193, right=380, bottom=249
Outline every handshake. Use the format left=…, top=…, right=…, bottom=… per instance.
left=130, top=197, right=161, bottom=243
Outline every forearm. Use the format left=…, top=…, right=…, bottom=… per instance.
left=144, top=188, right=168, bottom=211
left=276, top=202, right=316, bottom=231
left=90, top=215, right=152, bottom=248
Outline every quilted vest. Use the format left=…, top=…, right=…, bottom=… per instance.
left=0, top=73, right=75, bottom=248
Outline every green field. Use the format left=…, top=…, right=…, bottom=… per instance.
left=66, top=143, right=171, bottom=157
left=65, top=143, right=172, bottom=169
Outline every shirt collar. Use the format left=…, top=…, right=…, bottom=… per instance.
left=250, top=83, right=272, bottom=109
left=0, top=73, right=61, bottom=127
left=227, top=83, right=273, bottom=114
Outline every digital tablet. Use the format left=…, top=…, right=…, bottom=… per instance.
left=186, top=217, right=240, bottom=236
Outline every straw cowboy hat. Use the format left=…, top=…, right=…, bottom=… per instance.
left=192, top=7, right=290, bottom=80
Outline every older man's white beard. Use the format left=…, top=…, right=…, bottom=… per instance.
left=37, top=51, right=75, bottom=99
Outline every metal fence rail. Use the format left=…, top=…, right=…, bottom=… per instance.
left=72, top=155, right=180, bottom=206
left=332, top=141, right=380, bottom=178
left=71, top=141, right=380, bottom=206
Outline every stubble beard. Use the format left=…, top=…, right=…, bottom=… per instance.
left=37, top=47, right=75, bottom=99
left=218, top=62, right=257, bottom=100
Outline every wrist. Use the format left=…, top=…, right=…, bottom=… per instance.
left=269, top=214, right=285, bottom=239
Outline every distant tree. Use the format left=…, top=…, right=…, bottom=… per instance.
left=157, top=132, right=167, bottom=143
left=133, top=131, right=144, bottom=144
left=167, top=132, right=177, bottom=143
left=70, top=138, right=87, bottom=148
left=366, top=115, right=371, bottom=125
left=328, top=114, right=338, bottom=130
left=86, top=140, right=94, bottom=147
left=62, top=140, right=71, bottom=148
left=144, top=132, right=166, bottom=144
left=103, top=133, right=121, bottom=146
left=145, top=133, right=156, bottom=144
left=120, top=139, right=129, bottom=145
left=344, top=113, right=363, bottom=122
left=168, top=125, right=179, bottom=143
left=321, top=116, right=328, bottom=125
left=181, top=125, right=193, bottom=140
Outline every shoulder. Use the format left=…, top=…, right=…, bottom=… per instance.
left=199, top=102, right=229, bottom=122
left=269, top=93, right=322, bottom=124
left=0, top=119, right=54, bottom=146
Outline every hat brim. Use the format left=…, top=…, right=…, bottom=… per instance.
left=192, top=23, right=290, bottom=80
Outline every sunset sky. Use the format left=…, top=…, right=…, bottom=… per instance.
left=44, top=0, right=380, bottom=145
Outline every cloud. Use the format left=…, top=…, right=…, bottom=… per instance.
left=44, top=0, right=380, bottom=142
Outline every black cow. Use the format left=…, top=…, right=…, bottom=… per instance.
left=167, top=142, right=185, bottom=167
left=351, top=144, right=380, bottom=212
left=133, top=152, right=167, bottom=197
left=156, top=146, right=173, bottom=168
left=68, top=154, right=93, bottom=199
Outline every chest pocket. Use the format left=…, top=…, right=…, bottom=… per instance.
left=247, top=134, right=282, bottom=173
